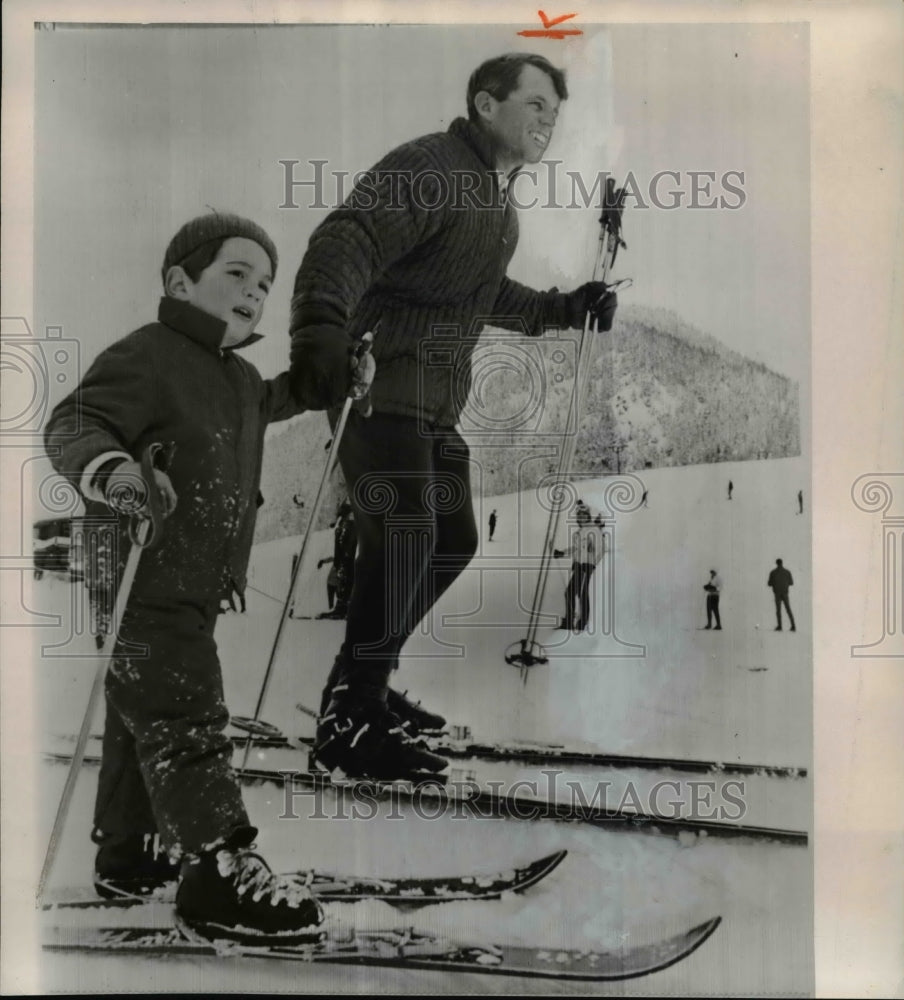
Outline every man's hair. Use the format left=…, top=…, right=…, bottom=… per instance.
left=776, top=558, right=783, bottom=566
left=466, top=53, right=568, bottom=122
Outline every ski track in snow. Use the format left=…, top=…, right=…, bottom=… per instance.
left=33, top=457, right=811, bottom=993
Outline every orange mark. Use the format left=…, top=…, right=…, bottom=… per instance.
left=538, top=10, right=578, bottom=27
left=518, top=10, right=583, bottom=39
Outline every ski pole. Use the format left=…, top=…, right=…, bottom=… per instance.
left=507, top=179, right=628, bottom=672
left=238, top=332, right=375, bottom=772
left=37, top=441, right=174, bottom=902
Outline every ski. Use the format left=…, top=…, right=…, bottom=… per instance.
left=430, top=741, right=806, bottom=778
left=43, top=850, right=567, bottom=910
left=56, top=723, right=810, bottom=779
left=252, top=710, right=810, bottom=779
left=42, top=913, right=722, bottom=981
left=43, top=748, right=808, bottom=846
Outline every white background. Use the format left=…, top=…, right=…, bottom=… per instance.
left=2, top=1, right=902, bottom=996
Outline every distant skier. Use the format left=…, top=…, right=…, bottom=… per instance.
left=727, top=480, right=734, bottom=500
left=640, top=489, right=649, bottom=508
left=797, top=490, right=803, bottom=515
left=219, top=590, right=246, bottom=614
left=767, top=558, right=796, bottom=631
left=703, top=569, right=723, bottom=629
left=488, top=509, right=498, bottom=541
left=554, top=505, right=604, bottom=632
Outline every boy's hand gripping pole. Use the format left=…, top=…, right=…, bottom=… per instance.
left=238, top=332, right=375, bottom=772
left=505, top=179, right=628, bottom=681
left=37, top=441, right=175, bottom=902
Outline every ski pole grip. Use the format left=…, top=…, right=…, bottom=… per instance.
left=354, top=330, right=374, bottom=361
left=131, top=441, right=176, bottom=550
left=350, top=330, right=376, bottom=415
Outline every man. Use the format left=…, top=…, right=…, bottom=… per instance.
left=488, top=509, right=498, bottom=542
left=704, top=569, right=723, bottom=630
left=290, top=52, right=618, bottom=780
left=767, top=558, right=796, bottom=631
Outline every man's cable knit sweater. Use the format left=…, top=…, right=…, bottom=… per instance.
left=290, top=116, right=575, bottom=427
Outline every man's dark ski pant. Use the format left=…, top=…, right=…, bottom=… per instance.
left=328, top=411, right=478, bottom=701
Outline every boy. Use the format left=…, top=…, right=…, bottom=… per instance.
left=44, top=212, right=373, bottom=945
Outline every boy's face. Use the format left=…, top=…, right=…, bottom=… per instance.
left=481, top=64, right=561, bottom=169
left=179, top=237, right=273, bottom=347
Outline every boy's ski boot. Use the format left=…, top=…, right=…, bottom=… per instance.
left=176, top=844, right=324, bottom=946
left=92, top=829, right=180, bottom=899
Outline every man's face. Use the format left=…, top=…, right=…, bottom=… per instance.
left=481, top=64, right=561, bottom=168
left=180, top=237, right=273, bottom=347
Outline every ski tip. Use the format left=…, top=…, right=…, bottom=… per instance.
left=536, top=849, right=568, bottom=874
left=686, top=915, right=723, bottom=953
left=507, top=850, right=568, bottom=896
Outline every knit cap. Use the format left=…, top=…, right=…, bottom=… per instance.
left=162, top=212, right=278, bottom=283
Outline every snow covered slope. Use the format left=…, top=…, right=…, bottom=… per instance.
left=32, top=456, right=811, bottom=994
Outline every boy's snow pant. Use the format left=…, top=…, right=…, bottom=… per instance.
left=331, top=412, right=478, bottom=702
left=93, top=596, right=254, bottom=857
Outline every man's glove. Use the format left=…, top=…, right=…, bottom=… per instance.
left=290, top=324, right=359, bottom=410
left=567, top=282, right=618, bottom=332
left=553, top=548, right=565, bottom=558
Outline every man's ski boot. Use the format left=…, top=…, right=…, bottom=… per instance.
left=313, top=688, right=448, bottom=782
left=385, top=687, right=447, bottom=736
left=92, top=829, right=180, bottom=899
left=176, top=842, right=324, bottom=946
left=317, top=653, right=445, bottom=738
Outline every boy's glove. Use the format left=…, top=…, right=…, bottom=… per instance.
left=553, top=548, right=565, bottom=558
left=104, top=461, right=177, bottom=517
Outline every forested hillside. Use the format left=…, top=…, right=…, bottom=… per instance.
left=254, top=305, right=800, bottom=542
